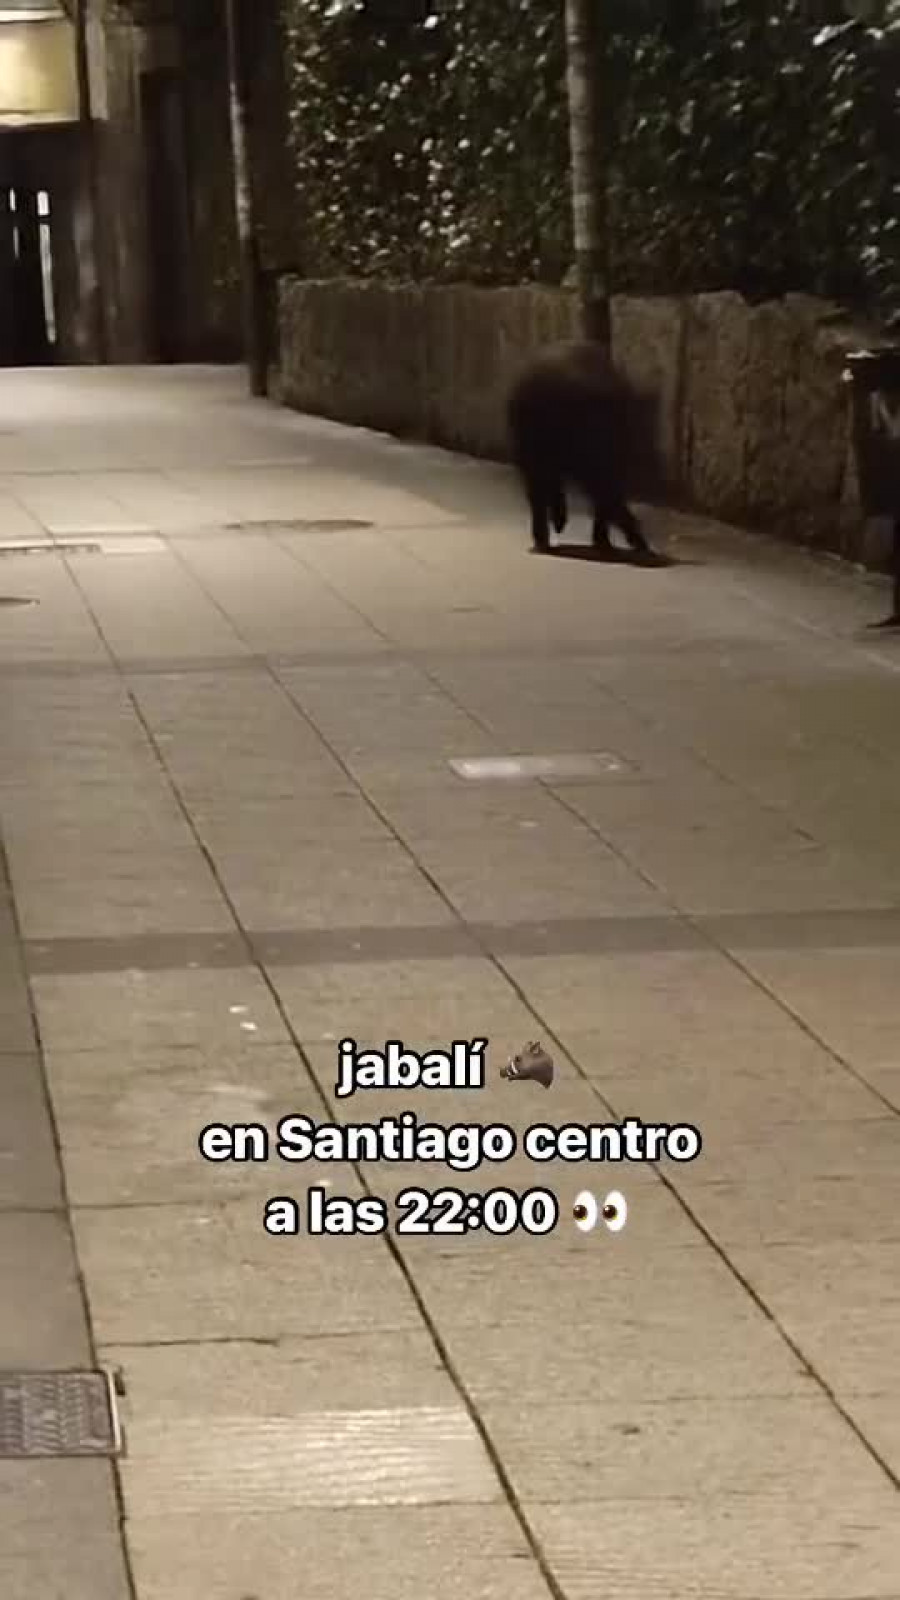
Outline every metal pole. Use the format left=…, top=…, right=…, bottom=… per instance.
left=564, top=0, right=609, bottom=347
left=74, top=0, right=107, bottom=362
left=224, top=0, right=267, bottom=396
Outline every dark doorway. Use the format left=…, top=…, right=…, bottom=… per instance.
left=0, top=186, right=57, bottom=365
left=141, top=70, right=191, bottom=362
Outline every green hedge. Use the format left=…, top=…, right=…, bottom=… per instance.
left=282, top=0, right=898, bottom=317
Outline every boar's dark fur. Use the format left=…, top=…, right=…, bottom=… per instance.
left=507, top=340, right=667, bottom=555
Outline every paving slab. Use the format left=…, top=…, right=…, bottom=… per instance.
left=190, top=790, right=393, bottom=848
left=125, top=1504, right=557, bottom=1600
left=734, top=946, right=900, bottom=1069
left=268, top=954, right=546, bottom=1046
left=13, top=873, right=235, bottom=940
left=109, top=1338, right=503, bottom=1520
left=0, top=1052, right=62, bottom=1209
left=523, top=1495, right=900, bottom=1600
left=119, top=1405, right=501, bottom=1514
left=865, top=1065, right=900, bottom=1111
left=101, top=1327, right=457, bottom=1412
left=728, top=1241, right=900, bottom=1395
left=498, top=947, right=796, bottom=1037
left=43, top=1042, right=336, bottom=1207
left=671, top=1115, right=900, bottom=1185
left=72, top=1200, right=421, bottom=1343
left=481, top=1392, right=892, bottom=1502
left=558, top=1013, right=891, bottom=1079
left=842, top=1398, right=900, bottom=1480
left=580, top=1052, right=886, bottom=1128
left=219, top=840, right=458, bottom=931
left=7, top=841, right=220, bottom=885
left=31, top=966, right=291, bottom=1052
left=405, top=829, right=670, bottom=921
left=682, top=1170, right=900, bottom=1246
left=0, top=1212, right=93, bottom=1366
left=0, top=1535, right=131, bottom=1600
left=0, top=994, right=39, bottom=1053
left=369, top=778, right=578, bottom=839
left=411, top=1246, right=812, bottom=1405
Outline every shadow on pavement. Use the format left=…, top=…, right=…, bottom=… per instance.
left=533, top=542, right=695, bottom=568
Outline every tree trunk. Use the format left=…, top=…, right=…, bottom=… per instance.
left=564, top=0, right=609, bottom=346
left=224, top=0, right=267, bottom=396
left=74, top=0, right=107, bottom=362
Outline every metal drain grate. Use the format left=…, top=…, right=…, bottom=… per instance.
left=0, top=536, right=164, bottom=557
left=225, top=457, right=313, bottom=469
left=0, top=541, right=99, bottom=557
left=0, top=1371, right=124, bottom=1459
left=449, top=752, right=634, bottom=782
left=83, top=536, right=165, bottom=555
left=222, top=518, right=374, bottom=532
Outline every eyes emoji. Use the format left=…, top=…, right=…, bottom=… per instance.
left=573, top=1190, right=628, bottom=1234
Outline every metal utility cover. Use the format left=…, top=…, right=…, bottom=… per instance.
left=0, top=1371, right=123, bottom=1459
left=0, top=540, right=98, bottom=556
left=0, top=536, right=165, bottom=556
left=85, top=536, right=165, bottom=555
left=223, top=518, right=374, bottom=532
left=449, top=753, right=632, bottom=782
left=50, top=523, right=154, bottom=536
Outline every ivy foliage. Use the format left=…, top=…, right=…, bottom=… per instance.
left=282, top=0, right=571, bottom=284
left=281, top=0, right=898, bottom=315
left=606, top=2, right=899, bottom=311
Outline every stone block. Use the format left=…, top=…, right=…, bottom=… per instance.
left=611, top=293, right=686, bottom=492
left=681, top=290, right=752, bottom=519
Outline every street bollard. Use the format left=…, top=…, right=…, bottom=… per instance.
left=843, top=346, right=900, bottom=629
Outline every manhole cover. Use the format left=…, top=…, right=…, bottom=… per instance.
left=0, top=595, right=38, bottom=606
left=449, top=753, right=633, bottom=782
left=0, top=1371, right=123, bottom=1458
left=223, top=518, right=374, bottom=532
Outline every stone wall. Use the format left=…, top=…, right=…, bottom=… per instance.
left=278, top=278, right=893, bottom=571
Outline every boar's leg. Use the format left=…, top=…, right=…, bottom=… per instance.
left=549, top=483, right=568, bottom=535
left=612, top=500, right=651, bottom=553
left=584, top=479, right=649, bottom=555
left=521, top=468, right=563, bottom=551
left=591, top=513, right=613, bottom=551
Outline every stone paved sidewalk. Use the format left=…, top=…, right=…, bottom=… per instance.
left=0, top=365, right=898, bottom=1600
